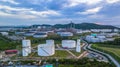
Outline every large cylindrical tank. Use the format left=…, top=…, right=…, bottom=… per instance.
left=46, top=40, right=54, bottom=45
left=22, top=40, right=31, bottom=47
left=38, top=44, right=55, bottom=56
left=96, top=36, right=106, bottom=39
left=62, top=40, right=76, bottom=48
left=76, top=39, right=81, bottom=52
left=22, top=40, right=31, bottom=56
left=85, top=35, right=94, bottom=42
left=22, top=48, right=29, bottom=56
left=91, top=38, right=100, bottom=43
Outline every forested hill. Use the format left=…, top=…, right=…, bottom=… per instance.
left=53, top=23, right=119, bottom=29
left=30, top=23, right=119, bottom=29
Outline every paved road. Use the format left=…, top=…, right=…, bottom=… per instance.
left=82, top=40, right=120, bottom=67
left=82, top=42, right=108, bottom=62
left=88, top=44, right=120, bottom=67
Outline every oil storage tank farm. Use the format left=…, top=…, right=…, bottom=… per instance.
left=38, top=44, right=55, bottom=56
left=62, top=40, right=76, bottom=48
left=22, top=40, right=31, bottom=56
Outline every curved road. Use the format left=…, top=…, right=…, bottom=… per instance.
left=88, top=44, right=120, bottom=67
left=82, top=42, right=108, bottom=62
left=83, top=40, right=120, bottom=67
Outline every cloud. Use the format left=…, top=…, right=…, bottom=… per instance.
left=29, top=10, right=61, bottom=17
left=0, top=0, right=19, bottom=5
left=0, top=11, right=37, bottom=19
left=26, top=0, right=52, bottom=5
left=63, top=0, right=120, bottom=8
left=0, top=5, right=36, bottom=19
left=0, top=5, right=61, bottom=19
left=0, top=0, right=120, bottom=25
left=77, top=7, right=102, bottom=15
left=0, top=5, right=32, bottom=11
left=88, top=14, right=105, bottom=19
left=0, top=11, right=12, bottom=16
left=63, top=0, right=102, bottom=7
left=106, top=0, right=120, bottom=4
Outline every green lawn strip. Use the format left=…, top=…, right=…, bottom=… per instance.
left=91, top=44, right=120, bottom=63
left=51, top=50, right=71, bottom=57
left=70, top=50, right=84, bottom=56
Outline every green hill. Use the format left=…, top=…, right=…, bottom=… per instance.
left=53, top=23, right=119, bottom=29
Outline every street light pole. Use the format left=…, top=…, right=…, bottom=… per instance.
left=56, top=59, right=59, bottom=67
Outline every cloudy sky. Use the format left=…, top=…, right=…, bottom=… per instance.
left=0, top=0, right=120, bottom=25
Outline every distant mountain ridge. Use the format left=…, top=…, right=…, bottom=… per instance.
left=1, top=23, right=118, bottom=29
left=30, top=23, right=119, bottom=29
left=114, top=25, right=120, bottom=28
left=52, top=23, right=119, bottom=29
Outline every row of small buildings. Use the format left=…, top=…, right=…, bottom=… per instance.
left=16, top=29, right=119, bottom=37
left=0, top=28, right=119, bottom=40
left=16, top=31, right=74, bottom=37
left=85, top=33, right=120, bottom=43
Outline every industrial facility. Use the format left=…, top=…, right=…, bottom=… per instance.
left=21, top=39, right=82, bottom=57
left=85, top=33, right=120, bottom=43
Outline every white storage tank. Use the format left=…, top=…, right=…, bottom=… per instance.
left=91, top=38, right=100, bottom=43
left=38, top=44, right=55, bottom=56
left=85, top=35, right=94, bottom=42
left=33, top=32, right=47, bottom=38
left=0, top=55, right=2, bottom=59
left=46, top=40, right=54, bottom=45
left=22, top=40, right=31, bottom=56
left=96, top=36, right=106, bottom=39
left=0, top=32, right=8, bottom=36
left=24, top=32, right=35, bottom=36
left=62, top=40, right=76, bottom=48
left=97, top=36, right=106, bottom=42
left=57, top=32, right=73, bottom=37
left=76, top=39, right=81, bottom=52
left=22, top=48, right=29, bottom=56
left=22, top=40, right=31, bottom=47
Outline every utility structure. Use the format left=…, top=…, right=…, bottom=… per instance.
left=22, top=40, right=31, bottom=56
left=76, top=39, right=81, bottom=52
left=70, top=21, right=75, bottom=29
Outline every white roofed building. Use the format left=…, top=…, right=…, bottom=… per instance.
left=0, top=32, right=9, bottom=36
left=33, top=32, right=47, bottom=38
left=57, top=32, right=73, bottom=37
left=24, top=32, right=35, bottom=36
left=85, top=35, right=106, bottom=43
left=91, top=29, right=112, bottom=33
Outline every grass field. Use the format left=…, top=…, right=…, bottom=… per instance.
left=0, top=37, right=20, bottom=50
left=91, top=44, right=120, bottom=63
left=70, top=50, right=84, bottom=56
